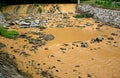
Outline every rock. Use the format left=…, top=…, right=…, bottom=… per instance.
left=0, top=73, right=5, bottom=78
left=87, top=74, right=92, bottom=78
left=60, top=48, right=66, bottom=50
left=30, top=21, right=39, bottom=27
left=34, top=19, right=40, bottom=24
left=111, top=33, right=118, bottom=36
left=41, top=71, right=54, bottom=78
left=57, top=24, right=64, bottom=28
left=107, top=37, right=114, bottom=40
left=0, top=51, right=32, bottom=78
left=97, top=23, right=104, bottom=27
left=0, top=11, right=6, bottom=25
left=19, top=21, right=30, bottom=26
left=96, top=36, right=104, bottom=42
left=90, top=36, right=104, bottom=43
left=85, top=22, right=93, bottom=26
left=42, top=34, right=54, bottom=41
left=113, top=44, right=118, bottom=47
left=0, top=42, right=6, bottom=49
left=81, top=42, right=88, bottom=48
left=20, top=52, right=30, bottom=57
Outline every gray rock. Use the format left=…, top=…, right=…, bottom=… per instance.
left=0, top=11, right=6, bottom=26
left=57, top=24, right=64, bottom=28
left=42, top=34, right=54, bottom=41
left=0, top=52, right=32, bottom=78
left=34, top=19, right=40, bottom=24
left=81, top=42, right=88, bottom=48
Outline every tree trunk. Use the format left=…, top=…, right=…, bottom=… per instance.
left=78, top=0, right=80, bottom=5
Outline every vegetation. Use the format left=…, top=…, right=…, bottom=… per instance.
left=39, top=26, right=47, bottom=29
left=37, top=7, right=42, bottom=13
left=23, top=19, right=31, bottom=23
left=0, top=26, right=19, bottom=38
left=74, top=13, right=93, bottom=18
left=34, top=3, right=39, bottom=7
left=94, top=0, right=120, bottom=9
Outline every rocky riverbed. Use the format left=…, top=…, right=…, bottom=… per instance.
left=0, top=4, right=120, bottom=78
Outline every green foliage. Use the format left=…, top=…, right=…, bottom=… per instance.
left=39, top=26, right=46, bottom=29
left=0, top=26, right=19, bottom=38
left=34, top=3, right=39, bottom=7
left=37, top=7, right=42, bottom=13
left=94, top=0, right=120, bottom=9
left=95, top=0, right=103, bottom=5
left=23, top=19, right=31, bottom=23
left=74, top=14, right=93, bottom=18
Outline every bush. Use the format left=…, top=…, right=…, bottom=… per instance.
left=37, top=7, right=42, bottom=13
left=23, top=19, right=31, bottom=23
left=39, top=26, right=46, bottom=29
left=0, top=26, right=19, bottom=38
left=74, top=14, right=93, bottom=18
left=95, top=0, right=103, bottom=5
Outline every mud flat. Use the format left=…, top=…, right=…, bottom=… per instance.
left=0, top=4, right=120, bottom=78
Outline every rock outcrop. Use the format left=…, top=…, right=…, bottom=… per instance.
left=0, top=11, right=6, bottom=26
left=0, top=51, right=32, bottom=78
left=77, top=4, right=120, bottom=28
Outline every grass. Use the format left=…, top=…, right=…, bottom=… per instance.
left=0, top=26, right=19, bottom=38
left=37, top=7, right=42, bottom=14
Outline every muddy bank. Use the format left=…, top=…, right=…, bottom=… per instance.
left=0, top=43, right=32, bottom=78
left=77, top=4, right=120, bottom=28
left=1, top=4, right=76, bottom=15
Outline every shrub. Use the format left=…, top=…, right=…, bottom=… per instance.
left=74, top=14, right=93, bottom=18
left=37, top=7, right=42, bottom=13
left=34, top=3, right=39, bottom=7
left=0, top=26, right=19, bottom=38
left=39, top=26, right=46, bottom=29
left=23, top=19, right=31, bottom=23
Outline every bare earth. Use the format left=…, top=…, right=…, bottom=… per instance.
left=1, top=4, right=120, bottom=78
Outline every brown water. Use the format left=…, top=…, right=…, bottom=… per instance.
left=1, top=4, right=120, bottom=78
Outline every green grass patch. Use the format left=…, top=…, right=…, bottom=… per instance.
left=0, top=26, right=19, bottom=38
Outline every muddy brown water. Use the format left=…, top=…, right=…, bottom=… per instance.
left=0, top=4, right=120, bottom=78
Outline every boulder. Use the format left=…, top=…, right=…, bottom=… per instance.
left=41, top=34, right=54, bottom=41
